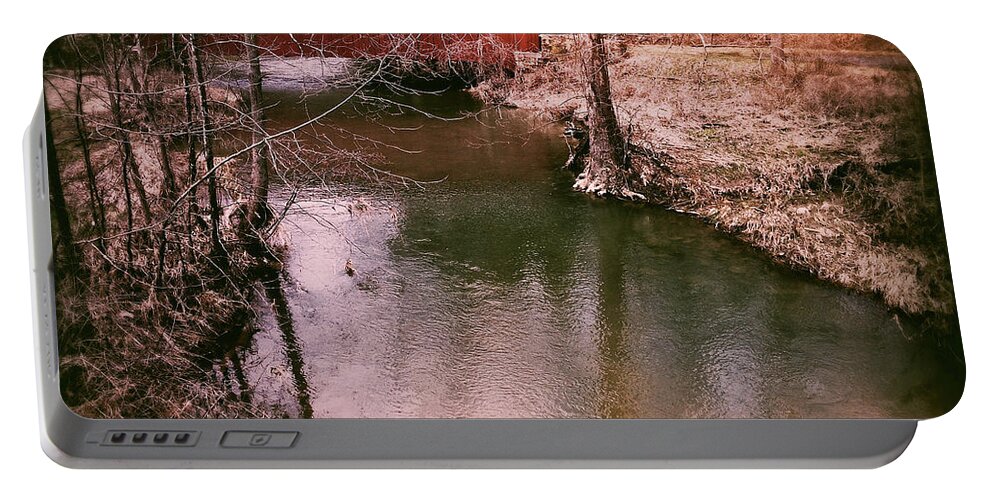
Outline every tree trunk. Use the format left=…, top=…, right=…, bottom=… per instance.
left=103, top=37, right=152, bottom=227
left=72, top=63, right=107, bottom=250
left=108, top=93, right=152, bottom=224
left=126, top=36, right=178, bottom=202
left=245, top=34, right=271, bottom=232
left=174, top=35, right=200, bottom=254
left=574, top=34, right=629, bottom=197
left=98, top=37, right=141, bottom=269
left=123, top=36, right=177, bottom=287
left=188, top=34, right=224, bottom=257
left=44, top=98, right=82, bottom=276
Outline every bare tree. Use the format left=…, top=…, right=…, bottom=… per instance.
left=68, top=37, right=107, bottom=251
left=583, top=35, right=626, bottom=180
left=570, top=34, right=650, bottom=201
left=243, top=33, right=271, bottom=237
left=125, top=35, right=178, bottom=202
left=44, top=97, right=82, bottom=276
left=186, top=34, right=225, bottom=258
left=172, top=34, right=201, bottom=257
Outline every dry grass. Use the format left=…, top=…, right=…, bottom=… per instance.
left=44, top=68, right=286, bottom=418
left=58, top=279, right=277, bottom=419
left=479, top=43, right=954, bottom=320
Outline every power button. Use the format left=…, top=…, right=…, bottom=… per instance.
left=220, top=431, right=298, bottom=448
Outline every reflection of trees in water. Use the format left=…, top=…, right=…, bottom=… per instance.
left=605, top=205, right=772, bottom=418
left=262, top=274, right=314, bottom=418
left=586, top=203, right=768, bottom=418
left=210, top=307, right=253, bottom=407
left=590, top=203, right=635, bottom=418
left=215, top=272, right=313, bottom=418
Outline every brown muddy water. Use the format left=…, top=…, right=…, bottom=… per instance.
left=217, top=87, right=964, bottom=419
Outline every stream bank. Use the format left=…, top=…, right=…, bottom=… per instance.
left=229, top=88, right=964, bottom=418
left=475, top=43, right=957, bottom=327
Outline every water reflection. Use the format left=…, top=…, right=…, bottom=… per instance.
left=261, top=274, right=314, bottom=418
left=227, top=88, right=963, bottom=419
left=214, top=271, right=313, bottom=418
left=590, top=201, right=636, bottom=418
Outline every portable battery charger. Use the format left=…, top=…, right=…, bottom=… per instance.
left=26, top=33, right=965, bottom=468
